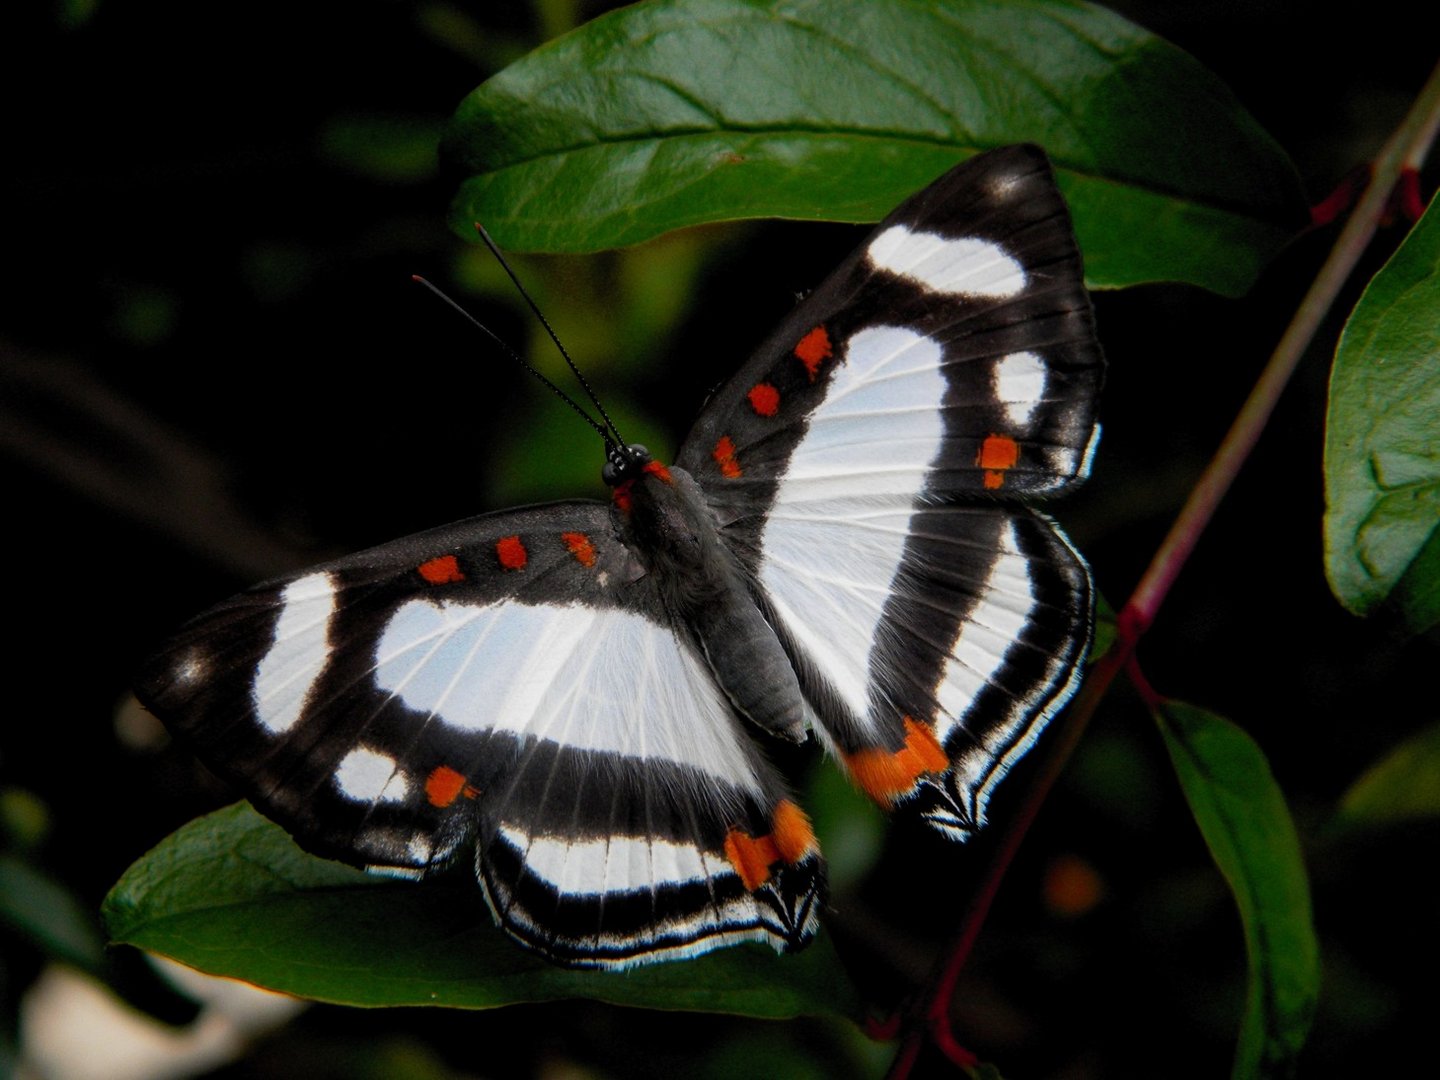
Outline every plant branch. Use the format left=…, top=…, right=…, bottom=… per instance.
left=888, top=57, right=1440, bottom=1078
left=1128, top=57, right=1440, bottom=631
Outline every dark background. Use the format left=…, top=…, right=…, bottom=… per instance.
left=3, top=1, right=1435, bottom=1076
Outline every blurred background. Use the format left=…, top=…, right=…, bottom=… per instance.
left=2, top=1, right=1436, bottom=1076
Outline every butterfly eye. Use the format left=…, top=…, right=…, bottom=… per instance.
left=602, top=443, right=651, bottom=486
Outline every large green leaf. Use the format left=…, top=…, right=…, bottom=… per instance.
left=1155, top=702, right=1319, bottom=1079
left=103, top=804, right=860, bottom=1018
left=1324, top=193, right=1440, bottom=633
left=444, top=0, right=1303, bottom=294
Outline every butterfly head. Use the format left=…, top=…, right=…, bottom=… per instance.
left=602, top=442, right=652, bottom=486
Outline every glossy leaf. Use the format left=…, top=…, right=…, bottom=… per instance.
left=1155, top=702, right=1319, bottom=1079
left=1324, top=193, right=1440, bottom=633
left=103, top=804, right=861, bottom=1018
left=444, top=0, right=1304, bottom=294
left=1335, top=721, right=1440, bottom=830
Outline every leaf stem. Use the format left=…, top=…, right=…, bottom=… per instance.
left=1128, top=57, right=1440, bottom=631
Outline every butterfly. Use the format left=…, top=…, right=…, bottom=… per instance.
left=137, top=144, right=1103, bottom=970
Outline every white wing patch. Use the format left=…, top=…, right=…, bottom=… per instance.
left=759, top=501, right=919, bottom=731
left=770, top=324, right=946, bottom=504
left=334, top=747, right=410, bottom=803
left=932, top=522, right=1037, bottom=749
left=501, top=828, right=724, bottom=896
left=936, top=521, right=1082, bottom=826
left=372, top=600, right=763, bottom=791
left=755, top=323, right=951, bottom=727
left=487, top=826, right=805, bottom=968
left=994, top=351, right=1046, bottom=428
left=252, top=572, right=337, bottom=734
left=867, top=224, right=1026, bottom=298
left=1077, top=421, right=1103, bottom=481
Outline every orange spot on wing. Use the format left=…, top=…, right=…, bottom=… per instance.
left=425, top=765, right=478, bottom=807
left=845, top=717, right=949, bottom=806
left=769, top=800, right=817, bottom=863
left=561, top=531, right=597, bottom=567
left=723, top=802, right=817, bottom=891
left=495, top=535, right=528, bottom=570
left=713, top=435, right=742, bottom=478
left=417, top=554, right=464, bottom=584
left=724, top=829, right=779, bottom=891
left=977, top=433, right=1020, bottom=490
left=747, top=382, right=780, bottom=417
left=794, top=325, right=833, bottom=380
left=642, top=460, right=672, bottom=483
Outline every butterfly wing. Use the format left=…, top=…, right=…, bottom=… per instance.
left=676, top=145, right=1101, bottom=837
left=138, top=502, right=822, bottom=968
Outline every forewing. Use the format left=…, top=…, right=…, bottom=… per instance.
left=675, top=145, right=1101, bottom=837
left=678, top=143, right=1103, bottom=526
left=138, top=501, right=822, bottom=968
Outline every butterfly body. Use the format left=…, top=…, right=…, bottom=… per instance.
left=138, top=144, right=1103, bottom=969
left=614, top=454, right=811, bottom=742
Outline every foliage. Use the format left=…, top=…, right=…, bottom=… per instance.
left=444, top=0, right=1302, bottom=293
left=105, top=804, right=861, bottom=1017
left=1325, top=191, right=1440, bottom=633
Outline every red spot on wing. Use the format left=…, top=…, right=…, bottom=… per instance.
left=747, top=382, right=780, bottom=417
left=724, top=800, right=817, bottom=891
left=793, top=325, right=833, bottom=381
left=425, top=765, right=479, bottom=807
left=845, top=717, right=949, bottom=806
left=561, top=531, right=597, bottom=567
left=417, top=554, right=464, bottom=584
left=977, top=433, right=1020, bottom=490
left=642, top=460, right=672, bottom=483
left=713, top=435, right=742, bottom=478
left=495, top=535, right=528, bottom=570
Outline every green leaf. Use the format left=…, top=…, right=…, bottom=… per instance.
left=444, top=0, right=1303, bottom=294
left=104, top=804, right=861, bottom=1018
left=1154, top=702, right=1319, bottom=1079
left=1324, top=193, right=1440, bottom=633
left=0, top=855, right=107, bottom=972
left=1334, top=721, right=1440, bottom=830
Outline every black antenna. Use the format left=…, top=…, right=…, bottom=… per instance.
left=410, top=274, right=617, bottom=452
left=471, top=223, right=628, bottom=450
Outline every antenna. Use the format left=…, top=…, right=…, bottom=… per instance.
left=471, top=224, right=629, bottom=450
left=409, top=274, right=618, bottom=452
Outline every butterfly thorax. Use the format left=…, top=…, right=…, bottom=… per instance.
left=615, top=460, right=810, bottom=745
